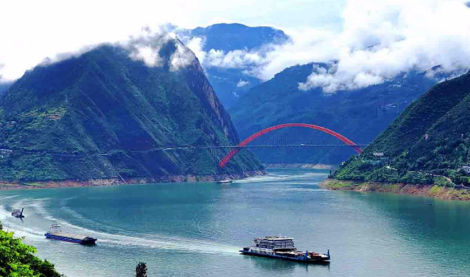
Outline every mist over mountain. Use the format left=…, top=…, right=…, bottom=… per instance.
left=0, top=39, right=263, bottom=182
left=0, top=82, right=12, bottom=96
left=180, top=23, right=289, bottom=108
left=334, top=71, right=470, bottom=186
left=229, top=62, right=444, bottom=165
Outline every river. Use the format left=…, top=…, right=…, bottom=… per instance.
left=1, top=168, right=469, bottom=277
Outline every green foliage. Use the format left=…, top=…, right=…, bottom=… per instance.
left=230, top=64, right=437, bottom=165
left=334, top=72, right=470, bottom=186
left=0, top=226, right=62, bottom=277
left=0, top=43, right=263, bottom=182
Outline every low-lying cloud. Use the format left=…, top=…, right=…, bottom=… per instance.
left=125, top=27, right=172, bottom=67
left=236, top=80, right=250, bottom=88
left=2, top=0, right=470, bottom=94
left=125, top=27, right=196, bottom=71
left=185, top=0, right=470, bottom=93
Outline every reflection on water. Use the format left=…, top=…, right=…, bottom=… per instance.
left=244, top=255, right=330, bottom=273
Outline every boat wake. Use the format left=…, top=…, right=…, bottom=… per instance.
left=0, top=198, right=239, bottom=256
left=0, top=205, right=45, bottom=241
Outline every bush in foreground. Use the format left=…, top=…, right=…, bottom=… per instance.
left=0, top=223, right=62, bottom=277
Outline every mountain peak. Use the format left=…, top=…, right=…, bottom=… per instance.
left=0, top=41, right=263, bottom=182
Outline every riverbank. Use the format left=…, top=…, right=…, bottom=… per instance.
left=0, top=170, right=266, bottom=191
left=321, top=179, right=470, bottom=201
left=264, top=163, right=334, bottom=169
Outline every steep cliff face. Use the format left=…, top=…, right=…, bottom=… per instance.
left=0, top=40, right=263, bottom=182
left=181, top=23, right=289, bottom=108
left=333, top=72, right=470, bottom=186
left=230, top=63, right=439, bottom=165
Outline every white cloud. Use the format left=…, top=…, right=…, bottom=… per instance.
left=184, top=0, right=470, bottom=93
left=124, top=27, right=171, bottom=67
left=129, top=46, right=163, bottom=67
left=170, top=42, right=197, bottom=71
left=0, top=0, right=346, bottom=82
left=185, top=37, right=207, bottom=64
left=236, top=80, right=250, bottom=87
left=1, top=0, right=470, bottom=94
left=298, top=0, right=470, bottom=92
left=124, top=27, right=196, bottom=71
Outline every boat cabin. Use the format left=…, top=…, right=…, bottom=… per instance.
left=254, top=236, right=296, bottom=251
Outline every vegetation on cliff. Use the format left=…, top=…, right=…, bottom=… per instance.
left=182, top=23, right=289, bottom=108
left=0, top=40, right=263, bottom=183
left=230, top=63, right=438, bottom=165
left=333, top=71, right=470, bottom=187
left=0, top=222, right=61, bottom=277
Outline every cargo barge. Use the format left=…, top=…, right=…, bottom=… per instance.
left=240, top=236, right=330, bottom=263
left=45, top=224, right=97, bottom=245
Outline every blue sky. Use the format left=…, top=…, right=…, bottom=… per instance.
left=215, top=0, right=347, bottom=31
left=0, top=0, right=347, bottom=81
left=1, top=0, right=470, bottom=93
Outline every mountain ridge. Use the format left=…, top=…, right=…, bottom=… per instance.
left=0, top=40, right=263, bottom=183
left=333, top=71, right=470, bottom=187
left=181, top=23, right=289, bottom=108
left=229, top=62, right=439, bottom=165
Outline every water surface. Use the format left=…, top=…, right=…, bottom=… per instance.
left=1, top=168, right=469, bottom=276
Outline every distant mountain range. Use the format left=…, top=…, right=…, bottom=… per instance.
left=0, top=40, right=263, bottom=183
left=229, top=63, right=444, bottom=165
left=188, top=23, right=288, bottom=52
left=334, top=71, right=470, bottom=186
left=181, top=23, right=289, bottom=108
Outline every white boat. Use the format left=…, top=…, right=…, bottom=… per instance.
left=240, top=236, right=330, bottom=263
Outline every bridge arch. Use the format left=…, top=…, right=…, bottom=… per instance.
left=219, top=123, right=363, bottom=167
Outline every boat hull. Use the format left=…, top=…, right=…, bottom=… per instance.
left=45, top=233, right=97, bottom=245
left=239, top=250, right=330, bottom=264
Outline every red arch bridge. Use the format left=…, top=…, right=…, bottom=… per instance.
left=218, top=123, right=365, bottom=168
left=3, top=124, right=365, bottom=164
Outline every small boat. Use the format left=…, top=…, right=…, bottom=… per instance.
left=45, top=224, right=97, bottom=245
left=240, top=236, right=330, bottom=263
left=216, top=179, right=232, bottom=184
left=11, top=208, right=25, bottom=219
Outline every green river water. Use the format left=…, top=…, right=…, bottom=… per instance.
left=1, top=168, right=469, bottom=277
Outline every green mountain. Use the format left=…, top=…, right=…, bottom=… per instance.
left=0, top=82, right=12, bottom=96
left=182, top=23, right=289, bottom=108
left=0, top=40, right=263, bottom=183
left=334, top=71, right=470, bottom=186
left=229, top=63, right=438, bottom=165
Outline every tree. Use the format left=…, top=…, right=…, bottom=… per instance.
left=0, top=223, right=62, bottom=277
left=136, top=262, right=148, bottom=277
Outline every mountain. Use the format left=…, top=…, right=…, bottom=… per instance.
left=229, top=63, right=440, bottom=165
left=0, top=40, right=263, bottom=183
left=189, top=23, right=288, bottom=52
left=0, top=82, right=12, bottom=97
left=182, top=23, right=289, bottom=108
left=333, top=71, right=470, bottom=186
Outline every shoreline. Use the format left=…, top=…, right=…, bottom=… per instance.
left=320, top=179, right=470, bottom=201
left=0, top=170, right=266, bottom=191
left=264, top=163, right=334, bottom=169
